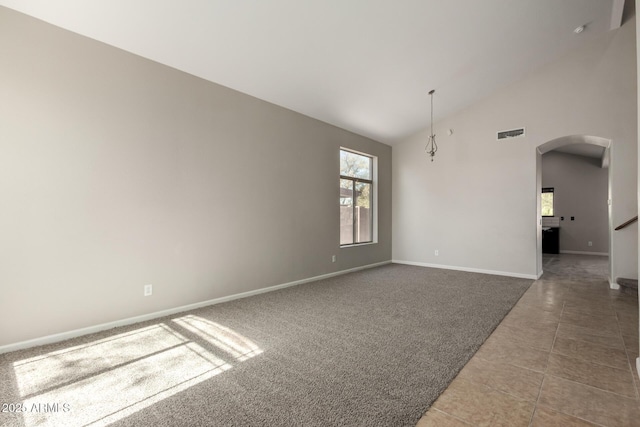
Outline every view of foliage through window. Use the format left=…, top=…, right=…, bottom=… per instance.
left=340, top=150, right=373, bottom=245
left=340, top=151, right=371, bottom=207
left=541, top=189, right=554, bottom=217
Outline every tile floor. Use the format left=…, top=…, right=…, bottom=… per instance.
left=417, top=254, right=640, bottom=427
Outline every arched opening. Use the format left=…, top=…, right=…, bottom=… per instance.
left=535, top=135, right=612, bottom=284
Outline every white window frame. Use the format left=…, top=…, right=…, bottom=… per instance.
left=339, top=147, right=378, bottom=247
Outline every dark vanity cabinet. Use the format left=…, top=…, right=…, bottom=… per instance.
left=542, top=227, right=560, bottom=254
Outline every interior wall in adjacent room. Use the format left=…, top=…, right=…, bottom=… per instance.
left=541, top=151, right=609, bottom=254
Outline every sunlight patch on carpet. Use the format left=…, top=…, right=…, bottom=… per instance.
left=172, top=315, right=263, bottom=361
left=12, top=318, right=261, bottom=427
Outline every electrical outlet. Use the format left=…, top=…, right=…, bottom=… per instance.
left=588, top=241, right=593, bottom=247
left=435, top=250, right=439, bottom=256
left=144, top=284, right=153, bottom=296
left=332, top=255, right=336, bottom=263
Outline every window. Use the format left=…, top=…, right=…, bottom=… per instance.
left=340, top=149, right=373, bottom=246
left=541, top=187, right=554, bottom=217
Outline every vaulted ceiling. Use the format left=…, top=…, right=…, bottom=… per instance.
left=0, top=0, right=626, bottom=144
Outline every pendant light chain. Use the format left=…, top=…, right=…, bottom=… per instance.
left=425, top=89, right=438, bottom=162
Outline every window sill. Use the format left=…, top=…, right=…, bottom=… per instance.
left=340, top=242, right=377, bottom=249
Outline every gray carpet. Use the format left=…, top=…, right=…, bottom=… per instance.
left=0, top=264, right=531, bottom=427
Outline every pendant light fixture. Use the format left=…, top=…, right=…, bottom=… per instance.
left=425, top=89, right=437, bottom=161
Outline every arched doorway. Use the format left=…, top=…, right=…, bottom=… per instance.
left=535, top=135, right=612, bottom=284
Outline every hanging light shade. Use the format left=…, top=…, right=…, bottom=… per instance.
left=425, top=89, right=437, bottom=161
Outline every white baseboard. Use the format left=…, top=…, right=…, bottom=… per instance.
left=536, top=270, right=544, bottom=279
left=0, top=260, right=391, bottom=355
left=391, top=260, right=538, bottom=280
left=560, top=250, right=608, bottom=256
left=610, top=279, right=621, bottom=290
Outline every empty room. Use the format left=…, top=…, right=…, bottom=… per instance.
left=1, top=1, right=639, bottom=426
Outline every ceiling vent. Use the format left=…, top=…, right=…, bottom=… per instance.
left=497, top=127, right=525, bottom=140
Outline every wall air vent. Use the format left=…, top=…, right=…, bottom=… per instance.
left=497, top=127, right=525, bottom=140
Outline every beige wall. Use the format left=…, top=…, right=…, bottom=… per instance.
left=0, top=7, right=392, bottom=347
left=393, top=17, right=637, bottom=281
left=636, top=0, right=640, bottom=359
left=542, top=152, right=609, bottom=254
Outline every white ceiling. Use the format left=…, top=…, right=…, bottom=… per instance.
left=0, top=0, right=625, bottom=145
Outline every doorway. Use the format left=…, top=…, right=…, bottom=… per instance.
left=536, top=135, right=612, bottom=284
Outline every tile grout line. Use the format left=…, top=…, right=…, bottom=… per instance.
left=530, top=278, right=637, bottom=427
left=474, top=353, right=546, bottom=376
left=615, top=301, right=640, bottom=402
left=544, top=372, right=640, bottom=401
left=539, top=371, right=640, bottom=426
left=428, top=407, right=474, bottom=426
left=536, top=283, right=640, bottom=425
left=554, top=322, right=626, bottom=351
left=553, top=293, right=631, bottom=371
left=455, top=366, right=542, bottom=405
left=548, top=345, right=631, bottom=371
left=528, top=299, right=565, bottom=427
left=530, top=258, right=632, bottom=426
